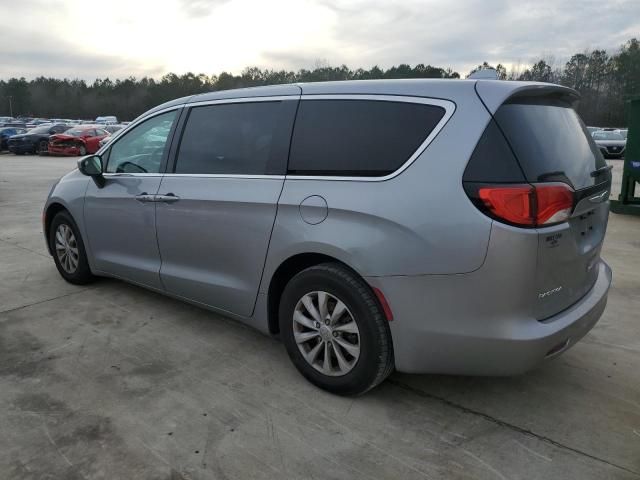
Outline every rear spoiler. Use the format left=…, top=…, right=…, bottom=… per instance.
left=475, top=81, right=580, bottom=114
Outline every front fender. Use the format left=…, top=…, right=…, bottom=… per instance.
left=43, top=170, right=91, bottom=257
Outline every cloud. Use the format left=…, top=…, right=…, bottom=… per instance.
left=0, top=25, right=164, bottom=80
left=0, top=0, right=638, bottom=80
left=177, top=0, right=231, bottom=17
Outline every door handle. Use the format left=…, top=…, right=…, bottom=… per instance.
left=135, top=193, right=155, bottom=203
left=156, top=193, right=180, bottom=203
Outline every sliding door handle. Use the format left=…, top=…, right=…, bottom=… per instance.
left=156, top=193, right=180, bottom=203
left=135, top=193, right=155, bottom=203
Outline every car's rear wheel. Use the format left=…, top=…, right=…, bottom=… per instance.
left=37, top=140, right=48, bottom=155
left=49, top=211, right=95, bottom=284
left=78, top=145, right=87, bottom=156
left=279, top=263, right=394, bottom=395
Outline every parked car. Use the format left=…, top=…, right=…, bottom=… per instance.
left=95, top=115, right=118, bottom=125
left=48, top=126, right=110, bottom=156
left=25, top=118, right=50, bottom=129
left=102, top=124, right=124, bottom=134
left=0, top=127, right=27, bottom=150
left=43, top=80, right=612, bottom=395
left=98, top=135, right=113, bottom=148
left=7, top=124, right=70, bottom=155
left=592, top=130, right=626, bottom=158
left=618, top=129, right=628, bottom=139
left=586, top=126, right=601, bottom=134
left=1, top=121, right=26, bottom=128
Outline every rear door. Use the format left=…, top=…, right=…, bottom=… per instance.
left=490, top=94, right=611, bottom=319
left=155, top=96, right=298, bottom=317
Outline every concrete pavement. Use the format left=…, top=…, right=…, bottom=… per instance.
left=0, top=153, right=638, bottom=479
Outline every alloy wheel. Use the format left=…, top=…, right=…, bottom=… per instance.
left=55, top=224, right=79, bottom=274
left=293, top=291, right=361, bottom=376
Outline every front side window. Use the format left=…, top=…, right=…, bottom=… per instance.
left=174, top=101, right=296, bottom=175
left=288, top=99, right=446, bottom=176
left=106, top=110, right=177, bottom=174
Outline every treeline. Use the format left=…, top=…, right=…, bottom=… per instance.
left=471, top=38, right=640, bottom=127
left=1, top=38, right=638, bottom=126
left=0, top=64, right=459, bottom=122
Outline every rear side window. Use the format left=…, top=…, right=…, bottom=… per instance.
left=175, top=101, right=297, bottom=175
left=288, top=99, right=446, bottom=176
left=462, top=119, right=525, bottom=183
left=494, top=99, right=606, bottom=190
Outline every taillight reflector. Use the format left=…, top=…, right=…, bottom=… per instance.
left=372, top=287, right=394, bottom=321
left=476, top=183, right=574, bottom=227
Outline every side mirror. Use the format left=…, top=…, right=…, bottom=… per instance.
left=78, top=155, right=105, bottom=188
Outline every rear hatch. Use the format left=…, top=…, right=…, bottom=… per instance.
left=465, top=88, right=611, bottom=320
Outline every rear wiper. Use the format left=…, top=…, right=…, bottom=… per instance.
left=591, top=165, right=613, bottom=177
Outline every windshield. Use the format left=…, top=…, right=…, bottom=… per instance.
left=593, top=131, right=624, bottom=140
left=28, top=125, right=52, bottom=134
left=63, top=128, right=86, bottom=137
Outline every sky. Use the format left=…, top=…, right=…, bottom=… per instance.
left=0, top=0, right=638, bottom=80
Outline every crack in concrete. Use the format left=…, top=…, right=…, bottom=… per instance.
left=388, top=379, right=640, bottom=477
left=0, top=237, right=50, bottom=259
left=0, top=288, right=92, bottom=317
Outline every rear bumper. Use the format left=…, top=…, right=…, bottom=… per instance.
left=367, top=260, right=611, bottom=375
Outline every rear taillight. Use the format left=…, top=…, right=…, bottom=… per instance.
left=469, top=183, right=574, bottom=227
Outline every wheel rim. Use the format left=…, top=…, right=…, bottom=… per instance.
left=39, top=140, right=48, bottom=153
left=293, top=291, right=361, bottom=377
left=54, top=224, right=79, bottom=274
left=79, top=146, right=86, bottom=155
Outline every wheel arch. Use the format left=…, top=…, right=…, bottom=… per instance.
left=43, top=202, right=70, bottom=255
left=266, top=252, right=367, bottom=335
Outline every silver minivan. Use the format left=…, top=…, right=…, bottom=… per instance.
left=44, top=80, right=612, bottom=395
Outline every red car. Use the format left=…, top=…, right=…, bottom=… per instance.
left=48, top=126, right=109, bottom=156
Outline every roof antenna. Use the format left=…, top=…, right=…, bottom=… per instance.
left=468, top=68, right=499, bottom=80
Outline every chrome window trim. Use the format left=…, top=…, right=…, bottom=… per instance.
left=187, top=95, right=299, bottom=108
left=98, top=94, right=454, bottom=182
left=286, top=94, right=455, bottom=182
left=102, top=173, right=164, bottom=178
left=162, top=174, right=285, bottom=180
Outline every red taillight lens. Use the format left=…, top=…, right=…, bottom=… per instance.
left=476, top=183, right=574, bottom=227
left=535, top=184, right=574, bottom=225
left=478, top=185, right=534, bottom=226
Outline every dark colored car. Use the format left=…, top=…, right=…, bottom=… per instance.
left=592, top=130, right=626, bottom=158
left=48, top=126, right=109, bottom=156
left=0, top=127, right=27, bottom=150
left=7, top=124, right=70, bottom=155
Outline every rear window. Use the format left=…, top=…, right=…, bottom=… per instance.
left=494, top=100, right=606, bottom=190
left=288, top=99, right=446, bottom=176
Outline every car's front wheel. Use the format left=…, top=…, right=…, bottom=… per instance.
left=49, top=211, right=94, bottom=284
left=279, top=263, right=394, bottom=395
left=78, top=144, right=87, bottom=156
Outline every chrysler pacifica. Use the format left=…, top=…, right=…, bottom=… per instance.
left=43, top=80, right=612, bottom=395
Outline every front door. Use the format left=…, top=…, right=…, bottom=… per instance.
left=155, top=98, right=298, bottom=316
left=84, top=109, right=180, bottom=289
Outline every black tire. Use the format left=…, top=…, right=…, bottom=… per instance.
left=48, top=211, right=95, bottom=285
left=279, top=263, right=394, bottom=396
left=37, top=139, right=49, bottom=155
